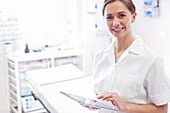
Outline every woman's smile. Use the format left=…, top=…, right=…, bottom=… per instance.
left=112, top=26, right=125, bottom=32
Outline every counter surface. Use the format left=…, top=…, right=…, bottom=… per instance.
left=26, top=64, right=98, bottom=113
left=26, top=64, right=85, bottom=87
left=36, top=76, right=98, bottom=113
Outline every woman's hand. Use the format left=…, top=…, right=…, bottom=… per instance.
left=97, top=92, right=168, bottom=113
left=97, top=92, right=129, bottom=112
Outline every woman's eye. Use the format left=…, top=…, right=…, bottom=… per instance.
left=106, top=16, right=113, bottom=20
left=119, top=14, right=126, bottom=18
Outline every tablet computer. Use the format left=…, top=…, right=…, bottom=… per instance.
left=60, top=91, right=117, bottom=111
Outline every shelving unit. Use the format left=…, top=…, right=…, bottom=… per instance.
left=7, top=49, right=85, bottom=113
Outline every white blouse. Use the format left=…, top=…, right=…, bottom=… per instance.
left=92, top=35, right=170, bottom=113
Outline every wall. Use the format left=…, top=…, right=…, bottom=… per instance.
left=0, top=0, right=21, bottom=112
left=133, top=0, right=170, bottom=77
left=82, top=0, right=111, bottom=76
left=20, top=0, right=75, bottom=49
left=0, top=43, right=9, bottom=113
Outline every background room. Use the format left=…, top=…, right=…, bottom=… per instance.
left=0, top=0, right=170, bottom=113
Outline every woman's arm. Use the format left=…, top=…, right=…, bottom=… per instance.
left=126, top=103, right=168, bottom=113
left=97, top=92, right=168, bottom=113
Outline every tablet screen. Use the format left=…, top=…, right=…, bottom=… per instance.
left=60, top=91, right=117, bottom=111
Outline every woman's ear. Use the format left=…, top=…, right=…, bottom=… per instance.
left=132, top=12, right=137, bottom=23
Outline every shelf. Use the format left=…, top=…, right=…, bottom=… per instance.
left=86, top=11, right=97, bottom=14
left=9, top=90, right=17, bottom=101
left=8, top=76, right=17, bottom=86
left=18, top=60, right=51, bottom=72
left=8, top=62, right=15, bottom=70
left=10, top=105, right=18, bottom=113
left=7, top=49, right=85, bottom=113
left=9, top=97, right=17, bottom=105
left=9, top=83, right=17, bottom=93
left=8, top=69, right=16, bottom=78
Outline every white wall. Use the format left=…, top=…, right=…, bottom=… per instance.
left=133, top=0, right=170, bottom=77
left=0, top=0, right=21, bottom=112
left=82, top=0, right=111, bottom=76
left=20, top=0, right=78, bottom=49
left=0, top=43, right=9, bottom=113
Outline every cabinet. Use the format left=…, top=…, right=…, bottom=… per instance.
left=7, top=49, right=85, bottom=113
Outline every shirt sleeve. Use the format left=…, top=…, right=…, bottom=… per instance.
left=145, top=56, right=170, bottom=106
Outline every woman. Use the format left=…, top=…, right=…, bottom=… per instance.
left=92, top=0, right=170, bottom=113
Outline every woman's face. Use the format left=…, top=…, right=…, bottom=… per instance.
left=104, top=1, right=136, bottom=39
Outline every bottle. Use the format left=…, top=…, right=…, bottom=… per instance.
left=24, top=43, right=30, bottom=53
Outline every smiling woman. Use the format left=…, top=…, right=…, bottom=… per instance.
left=103, top=0, right=137, bottom=61
left=81, top=0, right=170, bottom=113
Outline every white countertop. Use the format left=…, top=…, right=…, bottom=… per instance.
left=36, top=76, right=98, bottom=113
left=26, top=64, right=98, bottom=113
left=26, top=64, right=85, bottom=87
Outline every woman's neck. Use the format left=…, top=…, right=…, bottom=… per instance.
left=114, top=35, right=135, bottom=63
left=114, top=35, right=135, bottom=53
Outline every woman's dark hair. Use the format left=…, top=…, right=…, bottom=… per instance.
left=102, top=0, right=136, bottom=16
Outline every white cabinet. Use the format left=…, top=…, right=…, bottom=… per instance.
left=7, top=49, right=85, bottom=113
